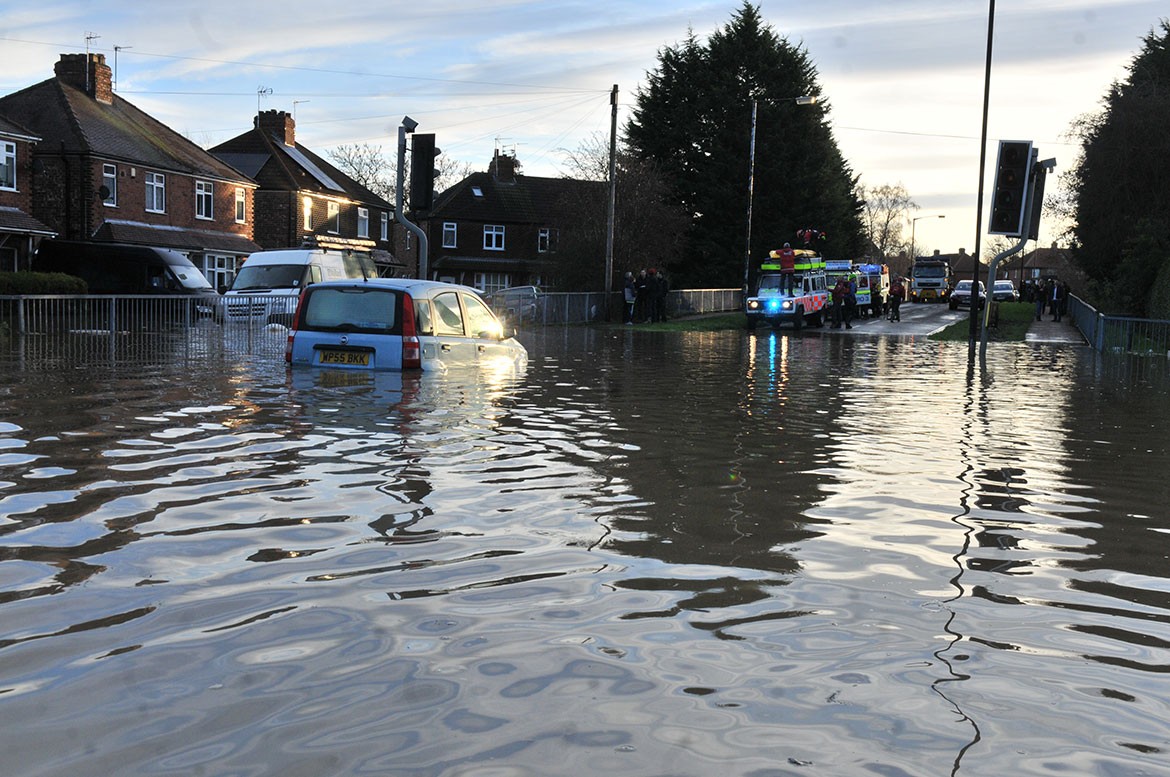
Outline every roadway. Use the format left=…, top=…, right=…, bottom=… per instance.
left=820, top=300, right=966, bottom=337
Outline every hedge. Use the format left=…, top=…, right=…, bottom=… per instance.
left=0, top=271, right=89, bottom=295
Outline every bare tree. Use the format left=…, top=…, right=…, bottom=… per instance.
left=553, top=133, right=689, bottom=290
left=859, top=183, right=916, bottom=260
left=435, top=153, right=474, bottom=195
left=326, top=143, right=396, bottom=203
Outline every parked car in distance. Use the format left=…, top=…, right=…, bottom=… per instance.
left=992, top=279, right=1019, bottom=302
left=485, top=285, right=541, bottom=323
left=949, top=280, right=987, bottom=310
left=286, top=278, right=527, bottom=372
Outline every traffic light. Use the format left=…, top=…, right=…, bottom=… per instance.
left=988, top=140, right=1033, bottom=236
left=409, top=133, right=439, bottom=211
left=1026, top=163, right=1048, bottom=241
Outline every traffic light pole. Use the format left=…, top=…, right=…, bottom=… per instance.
left=396, top=117, right=429, bottom=280
left=979, top=153, right=1055, bottom=365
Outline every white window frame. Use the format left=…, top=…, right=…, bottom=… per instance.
left=483, top=224, right=505, bottom=251
left=202, top=254, right=236, bottom=292
left=380, top=212, right=389, bottom=241
left=442, top=222, right=457, bottom=248
left=474, top=272, right=510, bottom=294
left=145, top=171, right=166, bottom=213
left=357, top=207, right=369, bottom=238
left=195, top=180, right=214, bottom=220
left=538, top=227, right=557, bottom=254
left=234, top=188, right=246, bottom=223
left=327, top=201, right=340, bottom=234
left=302, top=196, right=313, bottom=231
left=0, top=142, right=14, bottom=191
left=102, top=163, right=117, bottom=205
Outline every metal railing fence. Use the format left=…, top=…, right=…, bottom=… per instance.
left=1, top=295, right=290, bottom=361
left=1068, top=295, right=1170, bottom=355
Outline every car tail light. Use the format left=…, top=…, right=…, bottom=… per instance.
left=285, top=289, right=308, bottom=364
left=401, top=293, right=421, bottom=369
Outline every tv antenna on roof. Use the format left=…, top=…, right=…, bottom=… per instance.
left=85, top=32, right=101, bottom=92
left=257, top=86, right=273, bottom=113
left=113, top=46, right=132, bottom=92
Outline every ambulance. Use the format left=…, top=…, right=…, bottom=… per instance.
left=744, top=249, right=830, bottom=330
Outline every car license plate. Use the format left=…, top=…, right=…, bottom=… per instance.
left=318, top=349, right=370, bottom=366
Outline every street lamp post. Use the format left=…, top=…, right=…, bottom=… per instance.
left=910, top=214, right=945, bottom=268
left=743, top=95, right=818, bottom=294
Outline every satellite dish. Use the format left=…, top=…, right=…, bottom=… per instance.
left=98, top=185, right=111, bottom=200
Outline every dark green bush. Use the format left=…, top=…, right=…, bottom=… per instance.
left=0, top=271, right=88, bottom=294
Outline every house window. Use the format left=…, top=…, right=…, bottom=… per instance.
left=235, top=188, right=246, bottom=223
left=538, top=227, right=558, bottom=254
left=471, top=186, right=484, bottom=198
left=195, top=180, right=213, bottom=220
left=327, top=201, right=340, bottom=234
left=0, top=142, right=13, bottom=191
left=357, top=207, right=369, bottom=238
left=443, top=222, right=457, bottom=248
left=484, top=224, right=505, bottom=251
left=302, top=196, right=313, bottom=231
left=202, top=254, right=237, bottom=293
left=380, top=212, right=389, bottom=241
left=474, top=272, right=510, bottom=294
left=145, top=171, right=166, bottom=213
left=102, top=163, right=117, bottom=205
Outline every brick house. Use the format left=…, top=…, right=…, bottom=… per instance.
left=407, top=151, right=604, bottom=292
left=0, top=53, right=260, bottom=291
left=211, top=110, right=404, bottom=277
left=0, top=116, right=56, bottom=272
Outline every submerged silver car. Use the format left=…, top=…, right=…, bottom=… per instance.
left=285, top=278, right=527, bottom=371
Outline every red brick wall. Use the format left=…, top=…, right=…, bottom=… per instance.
left=85, top=161, right=254, bottom=241
left=0, top=137, right=35, bottom=214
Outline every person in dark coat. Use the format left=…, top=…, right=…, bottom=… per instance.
left=650, top=268, right=669, bottom=323
left=634, top=270, right=650, bottom=323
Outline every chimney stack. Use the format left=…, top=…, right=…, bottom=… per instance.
left=490, top=151, right=518, bottom=183
left=54, top=53, right=113, bottom=105
left=256, top=110, right=296, bottom=147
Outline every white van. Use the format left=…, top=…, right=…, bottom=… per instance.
left=222, top=248, right=377, bottom=325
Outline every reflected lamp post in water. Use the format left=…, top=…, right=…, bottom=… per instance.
left=910, top=214, right=946, bottom=266
left=743, top=95, right=818, bottom=293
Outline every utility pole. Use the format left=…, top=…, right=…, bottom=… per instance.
left=605, top=85, right=618, bottom=307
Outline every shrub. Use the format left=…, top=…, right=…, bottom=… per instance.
left=0, top=271, right=88, bottom=294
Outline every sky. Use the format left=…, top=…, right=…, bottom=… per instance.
left=2, top=0, right=1167, bottom=257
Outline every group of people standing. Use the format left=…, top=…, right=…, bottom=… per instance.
left=1031, top=278, right=1069, bottom=322
left=829, top=274, right=906, bottom=328
left=623, top=268, right=670, bottom=324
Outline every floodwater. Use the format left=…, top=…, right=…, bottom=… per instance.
left=1, top=326, right=1169, bottom=777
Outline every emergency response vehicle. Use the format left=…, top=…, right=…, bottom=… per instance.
left=856, top=262, right=890, bottom=318
left=744, top=249, right=829, bottom=330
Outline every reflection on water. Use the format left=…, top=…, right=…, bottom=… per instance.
left=1, top=329, right=1169, bottom=776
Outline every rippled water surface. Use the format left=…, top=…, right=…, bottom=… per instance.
left=2, top=328, right=1169, bottom=776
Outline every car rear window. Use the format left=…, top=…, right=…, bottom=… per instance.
left=303, top=287, right=400, bottom=333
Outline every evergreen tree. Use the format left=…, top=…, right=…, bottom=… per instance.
left=1068, top=19, right=1170, bottom=316
left=626, top=2, right=864, bottom=287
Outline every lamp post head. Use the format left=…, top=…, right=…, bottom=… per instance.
left=795, top=95, right=817, bottom=105
left=401, top=116, right=419, bottom=133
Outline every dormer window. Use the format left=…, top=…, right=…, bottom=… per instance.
left=471, top=186, right=484, bottom=198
